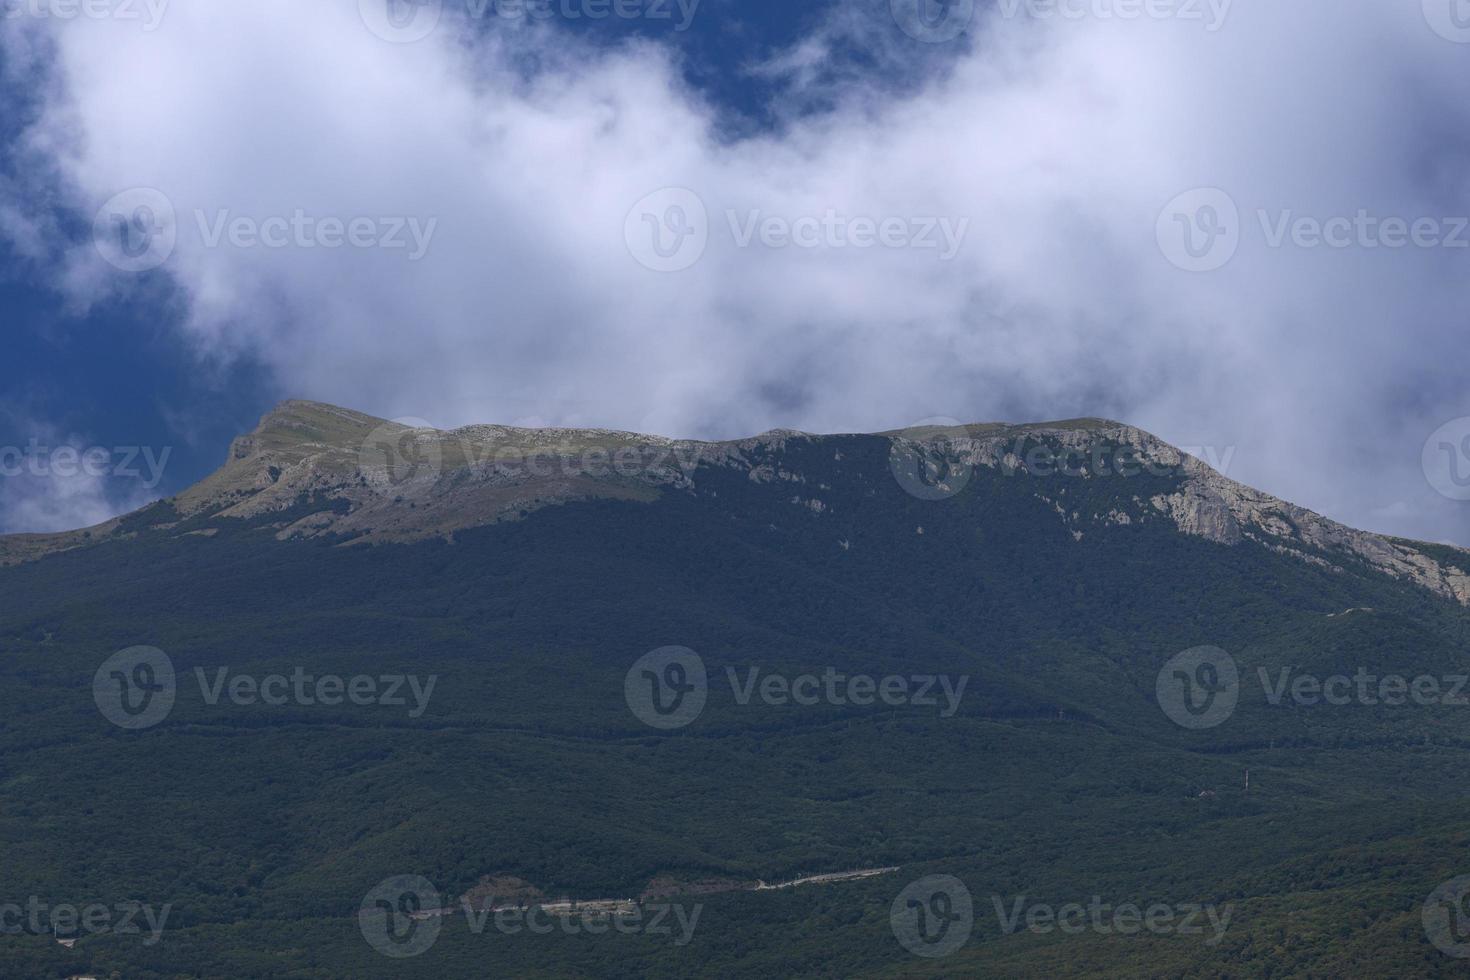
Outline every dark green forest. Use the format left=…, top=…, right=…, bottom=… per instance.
left=1, top=435, right=1468, bottom=977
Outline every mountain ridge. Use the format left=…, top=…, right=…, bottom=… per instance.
left=3, top=399, right=1468, bottom=606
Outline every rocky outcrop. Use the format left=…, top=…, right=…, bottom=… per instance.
left=889, top=418, right=1470, bottom=605
left=1141, top=440, right=1470, bottom=606
left=165, top=401, right=723, bottom=543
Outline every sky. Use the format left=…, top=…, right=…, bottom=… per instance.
left=2, top=0, right=1469, bottom=545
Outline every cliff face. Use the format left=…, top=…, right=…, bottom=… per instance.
left=5, top=401, right=1468, bottom=605
left=886, top=420, right=1470, bottom=606
left=1152, top=458, right=1470, bottom=605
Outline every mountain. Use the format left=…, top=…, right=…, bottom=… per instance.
left=10, top=400, right=1470, bottom=604
left=1, top=401, right=1468, bottom=978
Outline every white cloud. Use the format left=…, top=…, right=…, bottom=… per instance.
left=0, top=424, right=161, bottom=534
left=5, top=0, right=1470, bottom=542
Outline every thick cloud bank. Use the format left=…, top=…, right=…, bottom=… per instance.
left=5, top=0, right=1470, bottom=542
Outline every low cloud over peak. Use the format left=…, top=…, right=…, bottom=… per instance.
left=4, top=0, right=1470, bottom=542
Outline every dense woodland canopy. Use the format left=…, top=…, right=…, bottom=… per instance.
left=1, top=435, right=1468, bottom=977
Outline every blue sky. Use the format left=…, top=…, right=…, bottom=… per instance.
left=3, top=0, right=1470, bottom=545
